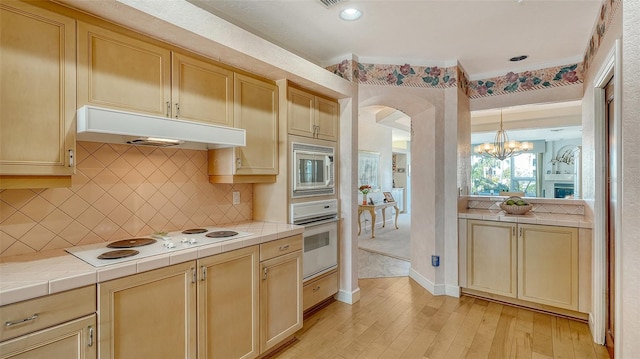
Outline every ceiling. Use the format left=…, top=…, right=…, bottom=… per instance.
left=187, top=0, right=596, bottom=143
left=187, top=0, right=601, bottom=79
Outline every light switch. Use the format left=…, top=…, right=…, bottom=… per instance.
left=232, top=191, right=240, bottom=205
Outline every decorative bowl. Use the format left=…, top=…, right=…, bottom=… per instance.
left=499, top=196, right=533, bottom=215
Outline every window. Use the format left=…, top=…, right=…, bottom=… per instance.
left=471, top=153, right=540, bottom=196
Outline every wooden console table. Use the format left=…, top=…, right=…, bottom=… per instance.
left=357, top=202, right=400, bottom=238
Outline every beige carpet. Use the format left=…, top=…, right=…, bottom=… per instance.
left=357, top=213, right=410, bottom=261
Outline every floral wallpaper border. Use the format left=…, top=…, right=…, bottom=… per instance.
left=582, top=0, right=621, bottom=73
left=327, top=60, right=458, bottom=89
left=467, top=64, right=582, bottom=99
left=324, top=0, right=618, bottom=99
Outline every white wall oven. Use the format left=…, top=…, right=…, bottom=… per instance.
left=291, top=142, right=335, bottom=198
left=291, top=199, right=338, bottom=282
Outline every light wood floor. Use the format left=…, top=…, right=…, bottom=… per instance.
left=273, top=277, right=609, bottom=359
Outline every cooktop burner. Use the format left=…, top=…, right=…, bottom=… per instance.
left=205, top=230, right=239, bottom=238
left=98, top=249, right=140, bottom=260
left=182, top=228, right=208, bottom=234
left=107, top=238, right=156, bottom=248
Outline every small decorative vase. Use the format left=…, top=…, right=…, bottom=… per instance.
left=362, top=193, right=367, bottom=205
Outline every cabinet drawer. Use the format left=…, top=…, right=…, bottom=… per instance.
left=303, top=271, right=338, bottom=311
left=260, top=235, right=302, bottom=261
left=0, top=286, right=96, bottom=342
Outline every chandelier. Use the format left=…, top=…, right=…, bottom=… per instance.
left=474, top=111, right=533, bottom=161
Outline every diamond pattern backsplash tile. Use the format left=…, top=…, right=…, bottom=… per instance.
left=0, top=142, right=252, bottom=257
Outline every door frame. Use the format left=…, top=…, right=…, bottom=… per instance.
left=591, top=39, right=622, bottom=348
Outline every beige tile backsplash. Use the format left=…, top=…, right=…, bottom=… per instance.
left=0, top=142, right=252, bottom=257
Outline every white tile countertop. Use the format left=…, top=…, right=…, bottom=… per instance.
left=0, top=221, right=303, bottom=306
left=458, top=209, right=592, bottom=228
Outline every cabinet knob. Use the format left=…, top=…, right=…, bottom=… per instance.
left=312, top=285, right=321, bottom=292
left=278, top=244, right=290, bottom=251
left=175, top=103, right=180, bottom=118
left=166, top=101, right=171, bottom=117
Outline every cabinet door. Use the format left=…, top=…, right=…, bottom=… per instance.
left=98, top=262, right=196, bottom=359
left=287, top=87, right=315, bottom=138
left=315, top=96, right=339, bottom=141
left=77, top=22, right=171, bottom=117
left=234, top=73, right=278, bottom=175
left=0, top=2, right=75, bottom=178
left=467, top=220, right=517, bottom=298
left=172, top=53, right=233, bottom=126
left=198, top=246, right=259, bottom=359
left=518, top=224, right=579, bottom=310
left=260, top=250, right=303, bottom=353
left=0, top=315, right=96, bottom=359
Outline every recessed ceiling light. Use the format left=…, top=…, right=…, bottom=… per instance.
left=509, top=55, right=528, bottom=62
left=340, top=8, right=362, bottom=21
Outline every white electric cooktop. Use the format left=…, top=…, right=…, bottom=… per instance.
left=65, top=227, right=252, bottom=267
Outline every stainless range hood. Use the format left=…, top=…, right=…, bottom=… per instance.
left=77, top=106, right=245, bottom=150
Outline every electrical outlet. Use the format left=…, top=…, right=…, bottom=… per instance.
left=431, top=255, right=440, bottom=267
left=232, top=191, right=240, bottom=205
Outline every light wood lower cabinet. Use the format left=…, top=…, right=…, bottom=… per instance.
left=0, top=1, right=76, bottom=188
left=260, top=236, right=303, bottom=353
left=466, top=220, right=517, bottom=298
left=98, top=239, right=302, bottom=358
left=98, top=262, right=196, bottom=359
left=0, top=315, right=96, bottom=359
left=198, top=246, right=259, bottom=359
left=0, top=286, right=97, bottom=359
left=465, top=220, right=579, bottom=311
left=518, top=224, right=578, bottom=310
left=303, top=270, right=338, bottom=312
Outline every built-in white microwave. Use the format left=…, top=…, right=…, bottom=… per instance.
left=292, top=142, right=335, bottom=198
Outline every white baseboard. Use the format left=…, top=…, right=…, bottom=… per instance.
left=409, top=269, right=460, bottom=297
left=445, top=284, right=461, bottom=298
left=336, top=287, right=361, bottom=304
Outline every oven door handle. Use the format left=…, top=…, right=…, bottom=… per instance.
left=297, top=217, right=338, bottom=227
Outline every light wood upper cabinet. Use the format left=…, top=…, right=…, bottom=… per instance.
left=77, top=21, right=172, bottom=117
left=208, top=73, right=278, bottom=183
left=0, top=1, right=76, bottom=187
left=198, top=246, right=259, bottom=359
left=78, top=23, right=234, bottom=126
left=466, top=220, right=517, bottom=298
left=288, top=87, right=338, bottom=141
left=518, top=224, right=579, bottom=310
left=171, top=53, right=234, bottom=126
left=98, top=262, right=197, bottom=359
left=260, top=235, right=303, bottom=353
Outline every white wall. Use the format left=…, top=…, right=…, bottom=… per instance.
left=358, top=110, right=393, bottom=205
left=620, top=0, right=640, bottom=354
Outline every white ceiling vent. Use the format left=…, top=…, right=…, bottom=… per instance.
left=318, top=0, right=343, bottom=9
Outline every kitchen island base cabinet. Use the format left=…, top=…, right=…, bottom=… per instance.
left=0, top=315, right=96, bottom=359
left=98, top=262, right=197, bottom=359
left=260, top=236, right=303, bottom=353
left=198, top=246, right=259, bottom=359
